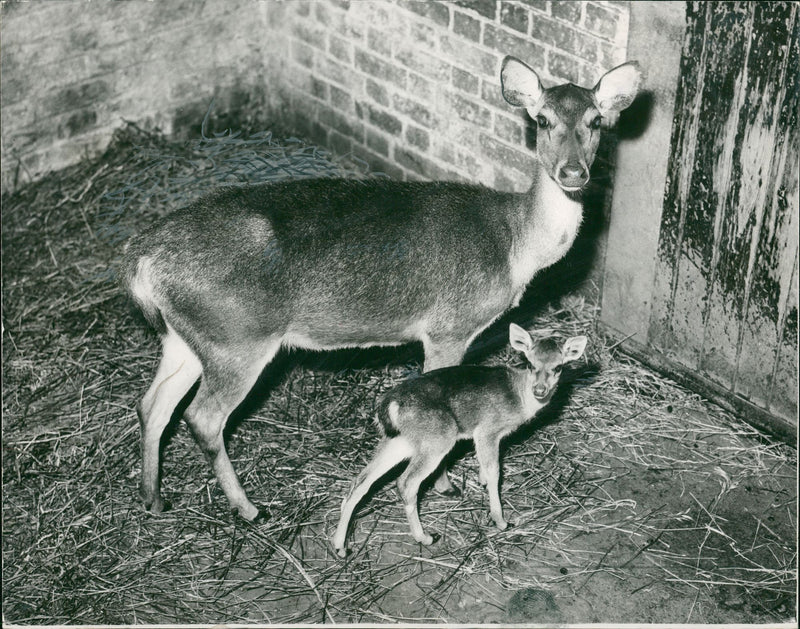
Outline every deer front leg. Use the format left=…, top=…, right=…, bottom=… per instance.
left=474, top=428, right=507, bottom=530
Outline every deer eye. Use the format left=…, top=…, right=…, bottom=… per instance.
left=553, top=365, right=562, bottom=374
left=589, top=116, right=602, bottom=130
left=535, top=115, right=550, bottom=129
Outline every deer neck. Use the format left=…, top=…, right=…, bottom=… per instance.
left=508, top=162, right=584, bottom=290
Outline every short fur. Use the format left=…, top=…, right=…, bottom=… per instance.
left=124, top=55, right=640, bottom=520
left=332, top=324, right=587, bottom=555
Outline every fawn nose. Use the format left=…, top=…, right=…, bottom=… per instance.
left=557, top=162, right=589, bottom=188
left=533, top=384, right=549, bottom=399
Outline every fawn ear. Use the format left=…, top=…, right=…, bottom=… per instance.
left=509, top=323, right=534, bottom=353
left=501, top=56, right=545, bottom=112
left=593, top=61, right=642, bottom=123
left=561, top=336, right=587, bottom=363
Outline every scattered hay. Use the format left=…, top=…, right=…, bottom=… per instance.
left=2, top=122, right=796, bottom=625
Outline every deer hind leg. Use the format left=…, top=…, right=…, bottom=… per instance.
left=333, top=436, right=414, bottom=556
left=183, top=337, right=282, bottom=522
left=396, top=428, right=456, bottom=545
left=139, top=326, right=202, bottom=513
left=421, top=335, right=468, bottom=496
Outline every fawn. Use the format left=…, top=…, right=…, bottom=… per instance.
left=332, top=324, right=587, bottom=556
left=123, top=55, right=639, bottom=520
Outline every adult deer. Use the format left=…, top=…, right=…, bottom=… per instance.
left=123, top=55, right=641, bottom=521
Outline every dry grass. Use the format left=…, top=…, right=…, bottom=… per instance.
left=2, top=122, right=796, bottom=625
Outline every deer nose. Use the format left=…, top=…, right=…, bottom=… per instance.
left=557, top=163, right=589, bottom=187
left=533, top=384, right=549, bottom=399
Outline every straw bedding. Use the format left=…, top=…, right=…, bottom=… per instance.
left=2, top=121, right=795, bottom=624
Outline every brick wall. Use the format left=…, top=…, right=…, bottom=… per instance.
left=261, top=0, right=630, bottom=189
left=1, top=1, right=629, bottom=192
left=0, top=0, right=274, bottom=191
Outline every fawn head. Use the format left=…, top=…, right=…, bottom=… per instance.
left=501, top=56, right=641, bottom=191
left=509, top=323, right=587, bottom=401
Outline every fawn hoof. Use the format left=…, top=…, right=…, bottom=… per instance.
left=234, top=504, right=266, bottom=523
left=143, top=497, right=170, bottom=514
left=438, top=485, right=462, bottom=498
left=415, top=532, right=438, bottom=546
left=252, top=508, right=270, bottom=525
left=336, top=546, right=349, bottom=559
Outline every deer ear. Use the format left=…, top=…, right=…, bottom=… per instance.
left=501, top=56, right=545, bottom=110
left=593, top=61, right=642, bottom=117
left=561, top=336, right=587, bottom=363
left=509, top=323, right=534, bottom=353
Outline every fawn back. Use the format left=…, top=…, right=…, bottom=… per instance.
left=124, top=55, right=639, bottom=521
left=332, top=324, right=587, bottom=555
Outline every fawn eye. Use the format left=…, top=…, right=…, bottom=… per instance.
left=536, top=115, right=550, bottom=129
left=553, top=365, right=562, bottom=374
left=589, top=116, right=602, bottom=130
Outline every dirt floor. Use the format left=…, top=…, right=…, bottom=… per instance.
left=2, top=125, right=797, bottom=625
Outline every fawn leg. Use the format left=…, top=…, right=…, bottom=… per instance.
left=333, top=436, right=414, bottom=556
left=474, top=428, right=507, bottom=530
left=397, top=444, right=451, bottom=544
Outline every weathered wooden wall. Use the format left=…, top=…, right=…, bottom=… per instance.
left=602, top=1, right=798, bottom=439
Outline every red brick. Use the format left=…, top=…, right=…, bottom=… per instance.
left=440, top=35, right=499, bottom=77
left=291, top=40, right=315, bottom=68
left=585, top=3, right=619, bottom=40
left=310, top=76, right=329, bottom=101
left=316, top=1, right=365, bottom=41
left=479, top=133, right=536, bottom=174
left=319, top=105, right=364, bottom=142
left=329, top=129, right=353, bottom=155
left=355, top=49, right=407, bottom=87
left=318, top=55, right=364, bottom=92
left=483, top=24, right=545, bottom=69
left=328, top=34, right=353, bottom=63
left=410, top=21, right=437, bottom=50
left=367, top=129, right=390, bottom=155
left=294, top=2, right=312, bottom=18
left=436, top=142, right=480, bottom=176
left=392, top=94, right=436, bottom=128
left=480, top=79, right=508, bottom=110
left=330, top=84, right=353, bottom=112
left=494, top=113, right=524, bottom=144
left=367, top=27, right=392, bottom=57
left=405, top=125, right=430, bottom=151
left=365, top=78, right=389, bottom=106
left=366, top=104, right=403, bottom=135
left=351, top=144, right=406, bottom=179
left=292, top=21, right=327, bottom=50
left=395, top=47, right=450, bottom=81
left=452, top=67, right=479, bottom=94
left=398, top=1, right=451, bottom=28
left=450, top=92, right=492, bottom=128
left=403, top=74, right=432, bottom=103
left=529, top=14, right=592, bottom=60
left=452, top=11, right=481, bottom=41
left=550, top=1, right=582, bottom=24
left=515, top=0, right=547, bottom=12
left=454, top=1, right=497, bottom=21
left=500, top=3, right=529, bottom=33
left=547, top=49, right=586, bottom=84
